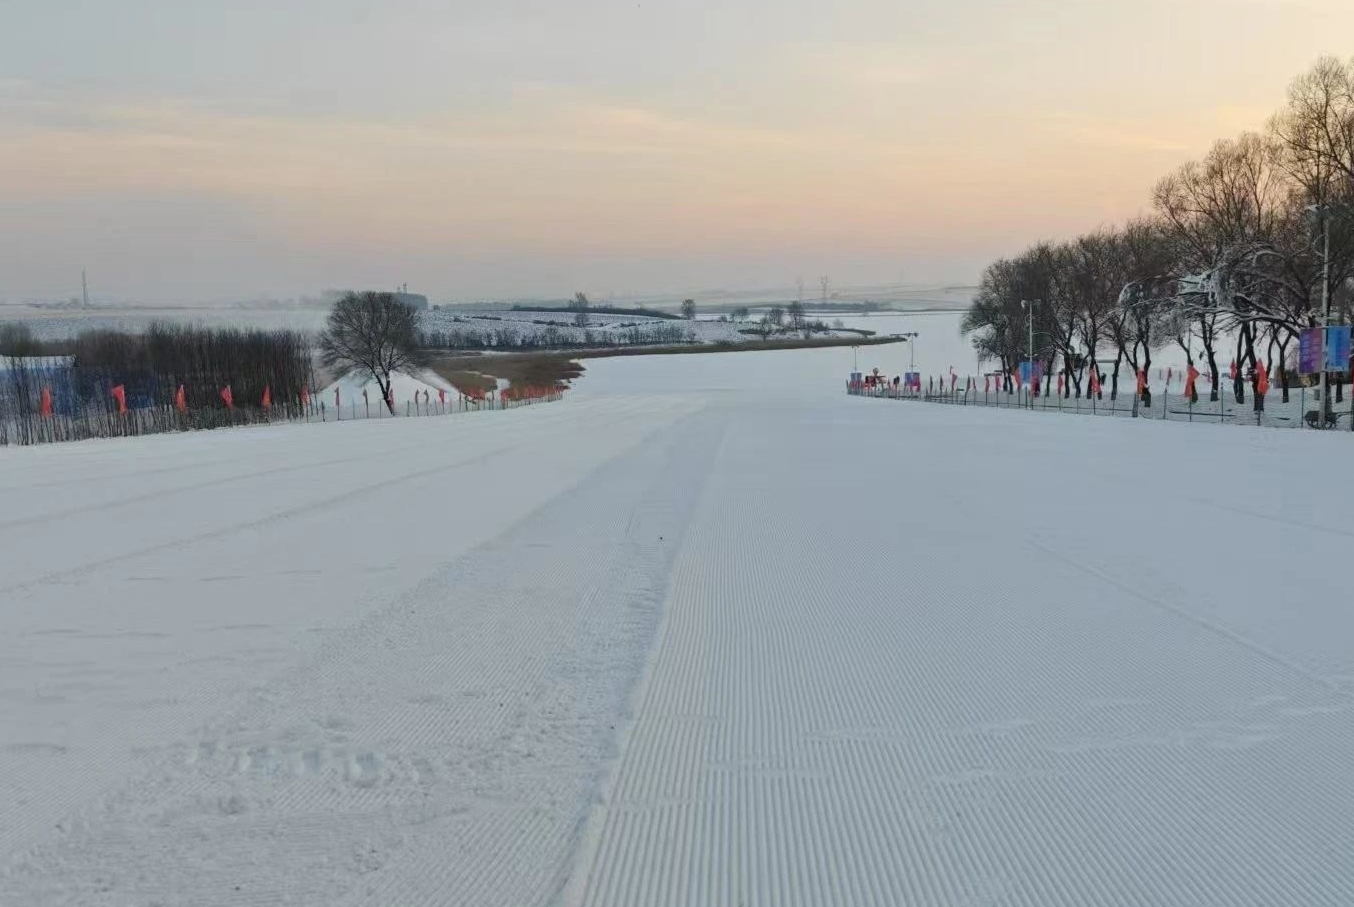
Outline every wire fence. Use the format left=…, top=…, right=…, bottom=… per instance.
left=0, top=384, right=566, bottom=448
left=847, top=382, right=1354, bottom=431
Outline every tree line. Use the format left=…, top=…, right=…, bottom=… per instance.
left=1, top=322, right=314, bottom=416
left=963, top=57, right=1354, bottom=408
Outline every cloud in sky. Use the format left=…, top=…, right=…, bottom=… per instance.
left=2, top=0, right=1353, bottom=301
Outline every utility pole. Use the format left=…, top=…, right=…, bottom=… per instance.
left=82, top=269, right=89, bottom=307
left=820, top=276, right=829, bottom=307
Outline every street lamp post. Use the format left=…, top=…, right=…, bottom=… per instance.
left=1305, top=201, right=1348, bottom=426
left=1021, top=300, right=1039, bottom=409
left=1321, top=207, right=1331, bottom=424
left=896, top=332, right=919, bottom=394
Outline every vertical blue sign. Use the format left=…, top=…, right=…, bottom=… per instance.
left=1324, top=326, right=1351, bottom=372
left=1299, top=327, right=1324, bottom=374
left=1019, top=361, right=1034, bottom=384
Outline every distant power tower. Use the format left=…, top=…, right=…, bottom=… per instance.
left=819, top=276, right=829, bottom=305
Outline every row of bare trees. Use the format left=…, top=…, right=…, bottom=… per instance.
left=963, top=57, right=1354, bottom=408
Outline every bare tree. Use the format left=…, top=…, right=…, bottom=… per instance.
left=680, top=298, right=697, bottom=320
left=319, top=291, right=426, bottom=414
left=769, top=305, right=785, bottom=328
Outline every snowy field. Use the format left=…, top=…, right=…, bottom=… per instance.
left=4, top=345, right=1354, bottom=905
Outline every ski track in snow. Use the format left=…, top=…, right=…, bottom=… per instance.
left=5, top=347, right=1354, bottom=906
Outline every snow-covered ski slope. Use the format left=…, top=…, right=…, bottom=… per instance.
left=4, top=346, right=1354, bottom=906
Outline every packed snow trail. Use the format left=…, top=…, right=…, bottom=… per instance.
left=5, top=347, right=1354, bottom=905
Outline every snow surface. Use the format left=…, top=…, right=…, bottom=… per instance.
left=5, top=345, right=1354, bottom=905
left=317, top=367, right=458, bottom=407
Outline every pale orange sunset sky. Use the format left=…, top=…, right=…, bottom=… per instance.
left=2, top=0, right=1353, bottom=302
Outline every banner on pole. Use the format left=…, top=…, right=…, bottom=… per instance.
left=1299, top=327, right=1323, bottom=374
left=1324, top=325, right=1351, bottom=372
left=1019, top=360, right=1034, bottom=385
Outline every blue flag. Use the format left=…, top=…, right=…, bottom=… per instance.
left=1324, top=326, right=1351, bottom=372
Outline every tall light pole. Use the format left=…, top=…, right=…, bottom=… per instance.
left=1321, top=206, right=1331, bottom=423
left=1306, top=202, right=1339, bottom=425
left=900, top=331, right=919, bottom=372
left=1021, top=300, right=1038, bottom=408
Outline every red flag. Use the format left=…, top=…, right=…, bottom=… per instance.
left=1229, top=360, right=1238, bottom=380
left=175, top=384, right=187, bottom=413
left=220, top=384, right=234, bottom=409
left=40, top=386, right=53, bottom=417
left=1185, top=365, right=1199, bottom=399
left=1256, top=363, right=1269, bottom=395
left=1166, top=366, right=1173, bottom=385
left=301, top=385, right=311, bottom=407
left=438, top=388, right=446, bottom=404
left=111, top=384, right=127, bottom=414
left=1136, top=369, right=1147, bottom=396
left=386, top=388, right=394, bottom=409
left=1013, top=368, right=1022, bottom=389
left=1057, top=373, right=1064, bottom=395
left=1089, top=367, right=1100, bottom=395
left=261, top=385, right=272, bottom=409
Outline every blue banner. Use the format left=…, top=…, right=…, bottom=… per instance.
left=1019, top=361, right=1034, bottom=384
left=1324, top=325, right=1351, bottom=372
left=1299, top=327, right=1324, bottom=375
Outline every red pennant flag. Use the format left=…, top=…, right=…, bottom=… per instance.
left=1256, top=363, right=1269, bottom=396
left=1229, top=360, right=1238, bottom=380
left=301, top=385, right=311, bottom=407
left=261, top=385, right=272, bottom=408
left=438, top=388, right=446, bottom=404
left=111, top=384, right=127, bottom=414
left=1013, top=368, right=1022, bottom=389
left=175, top=384, right=187, bottom=413
left=1185, top=365, right=1199, bottom=399
left=40, top=386, right=53, bottom=417
left=1089, top=367, right=1100, bottom=395
left=220, top=384, right=234, bottom=409
left=1136, top=369, right=1147, bottom=395
left=1057, top=373, right=1064, bottom=395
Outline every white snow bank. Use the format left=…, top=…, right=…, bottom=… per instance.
left=317, top=367, right=457, bottom=406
